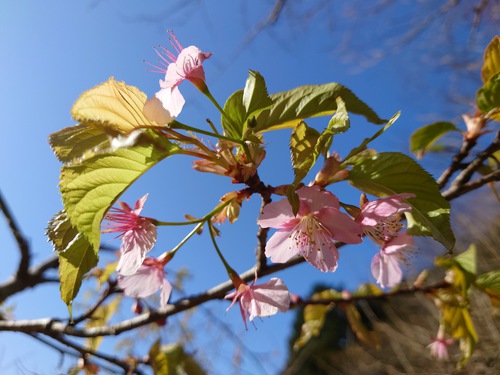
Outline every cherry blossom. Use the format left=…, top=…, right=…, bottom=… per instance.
left=225, top=276, right=290, bottom=329
left=370, top=232, right=417, bottom=288
left=428, top=329, right=454, bottom=360
left=257, top=186, right=362, bottom=272
left=143, top=31, right=212, bottom=125
left=103, top=194, right=157, bottom=276
left=118, top=257, right=172, bottom=309
left=356, top=193, right=415, bottom=245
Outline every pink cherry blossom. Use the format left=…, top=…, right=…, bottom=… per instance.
left=371, top=232, right=417, bottom=288
left=104, top=194, right=157, bottom=276
left=225, top=276, right=290, bottom=330
left=258, top=186, right=362, bottom=272
left=118, top=257, right=172, bottom=309
left=356, top=193, right=415, bottom=245
left=143, top=31, right=212, bottom=125
left=427, top=331, right=453, bottom=360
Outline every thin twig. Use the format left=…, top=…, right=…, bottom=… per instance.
left=0, top=190, right=30, bottom=277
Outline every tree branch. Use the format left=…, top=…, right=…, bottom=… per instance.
left=0, top=190, right=30, bottom=277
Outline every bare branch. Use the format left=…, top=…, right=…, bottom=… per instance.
left=0, top=190, right=30, bottom=277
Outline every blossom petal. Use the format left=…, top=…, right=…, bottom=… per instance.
left=258, top=198, right=297, bottom=229
left=359, top=193, right=415, bottom=226
left=299, top=229, right=339, bottom=272
left=160, top=278, right=173, bottom=308
left=116, top=223, right=157, bottom=275
left=265, top=230, right=299, bottom=264
left=297, top=186, right=339, bottom=213
left=118, top=264, right=164, bottom=298
left=383, top=232, right=415, bottom=254
left=133, top=194, right=149, bottom=215
left=143, top=87, right=185, bottom=125
left=371, top=251, right=403, bottom=288
left=318, top=208, right=362, bottom=244
left=240, top=279, right=290, bottom=321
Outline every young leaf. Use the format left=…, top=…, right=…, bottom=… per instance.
left=348, top=152, right=455, bottom=251
left=481, top=36, right=500, bottom=84
left=47, top=211, right=99, bottom=315
left=477, top=72, right=500, bottom=116
left=344, top=112, right=400, bottom=162
left=242, top=70, right=273, bottom=120
left=475, top=270, right=500, bottom=307
left=221, top=71, right=273, bottom=139
left=221, top=90, right=246, bottom=138
left=409, top=121, right=459, bottom=159
left=71, top=77, right=157, bottom=134
left=60, top=131, right=180, bottom=250
left=288, top=121, right=320, bottom=214
left=253, top=82, right=386, bottom=133
left=49, top=124, right=110, bottom=163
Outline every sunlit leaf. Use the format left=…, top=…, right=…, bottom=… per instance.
left=49, top=124, right=110, bottom=163
left=242, top=70, right=273, bottom=121
left=84, top=296, right=121, bottom=352
left=221, top=90, right=246, bottom=138
left=149, top=340, right=205, bottom=375
left=47, top=211, right=99, bottom=315
left=344, top=112, right=399, bottom=162
left=477, top=72, right=500, bottom=117
left=60, top=130, right=180, bottom=250
left=481, top=36, right=500, bottom=84
left=254, top=82, right=386, bottom=133
left=436, top=245, right=476, bottom=296
left=410, top=121, right=459, bottom=159
left=71, top=77, right=157, bottom=134
left=293, top=289, right=340, bottom=350
left=351, top=283, right=383, bottom=298
left=349, top=152, right=455, bottom=251
left=476, top=270, right=500, bottom=307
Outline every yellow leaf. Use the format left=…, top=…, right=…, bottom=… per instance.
left=71, top=77, right=158, bottom=134
left=481, top=36, right=500, bottom=84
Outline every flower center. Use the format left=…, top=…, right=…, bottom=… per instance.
left=364, top=214, right=403, bottom=245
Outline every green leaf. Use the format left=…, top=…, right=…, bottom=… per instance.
left=254, top=82, right=386, bottom=133
left=409, top=121, right=459, bottom=159
left=49, top=124, right=110, bottom=164
left=47, top=211, right=99, bottom=315
left=477, top=72, right=500, bottom=116
left=344, top=112, right=400, bottom=162
left=454, top=245, right=477, bottom=276
left=349, top=152, right=455, bottom=250
left=221, top=90, right=245, bottom=138
left=84, top=296, right=121, bottom=352
left=293, top=289, right=340, bottom=351
left=288, top=122, right=320, bottom=214
left=149, top=340, right=205, bottom=375
left=221, top=71, right=273, bottom=139
left=481, top=36, right=500, bottom=84
left=242, top=70, right=273, bottom=121
left=71, top=77, right=157, bottom=134
left=476, top=270, right=500, bottom=307
left=327, top=96, right=350, bottom=134
left=60, top=130, right=180, bottom=250
left=351, top=283, right=383, bottom=298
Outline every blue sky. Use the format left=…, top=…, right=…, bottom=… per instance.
left=0, top=1, right=493, bottom=374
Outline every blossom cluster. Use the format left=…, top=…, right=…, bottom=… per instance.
left=104, top=32, right=417, bottom=329
left=258, top=186, right=416, bottom=288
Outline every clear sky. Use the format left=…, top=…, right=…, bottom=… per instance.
left=0, top=1, right=493, bottom=374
